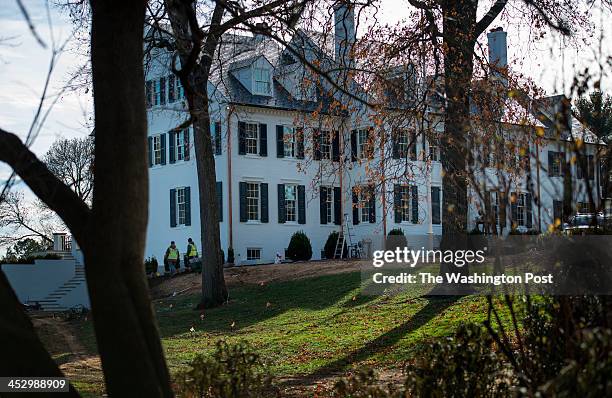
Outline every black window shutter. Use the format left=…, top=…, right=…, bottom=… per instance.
left=320, top=186, right=328, bottom=224
left=184, top=187, right=191, bottom=226
left=298, top=185, right=306, bottom=224
left=560, top=152, right=566, bottom=175
left=432, top=187, right=441, bottom=224
left=553, top=200, right=563, bottom=223
left=148, top=136, right=153, bottom=167
left=170, top=189, right=177, bottom=227
left=259, top=123, right=268, bottom=157
left=410, top=131, right=417, bottom=161
left=238, top=122, right=246, bottom=155
left=332, top=130, right=340, bottom=161
left=184, top=128, right=190, bottom=160
left=368, top=185, right=376, bottom=223
left=168, top=75, right=175, bottom=102
left=214, top=122, right=222, bottom=155
left=577, top=154, right=584, bottom=179
left=313, top=129, right=321, bottom=160
left=160, top=77, right=166, bottom=105
left=260, top=183, right=269, bottom=223
left=392, top=130, right=399, bottom=159
left=510, top=192, right=518, bottom=224
left=333, top=187, right=341, bottom=225
left=239, top=182, right=247, bottom=222
left=276, top=125, right=285, bottom=158
left=169, top=132, right=176, bottom=163
left=526, top=192, right=533, bottom=228
left=588, top=155, right=594, bottom=180
left=350, top=130, right=357, bottom=161
left=394, top=184, right=402, bottom=223
left=145, top=81, right=152, bottom=108
left=160, top=134, right=167, bottom=165
left=296, top=128, right=305, bottom=159
left=352, top=188, right=359, bottom=225
left=278, top=184, right=286, bottom=223
left=411, top=185, right=418, bottom=223
left=216, top=181, right=223, bottom=222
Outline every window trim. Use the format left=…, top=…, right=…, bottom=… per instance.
left=246, top=248, right=262, bottom=260
left=253, top=66, right=272, bottom=95
left=283, top=126, right=296, bottom=158
left=356, top=128, right=368, bottom=159
left=244, top=122, right=259, bottom=155
left=246, top=182, right=261, bottom=221
left=359, top=189, right=371, bottom=223
left=176, top=187, right=187, bottom=226
left=284, top=184, right=298, bottom=223
left=152, top=135, right=163, bottom=166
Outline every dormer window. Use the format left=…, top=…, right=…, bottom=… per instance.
left=253, top=66, right=271, bottom=95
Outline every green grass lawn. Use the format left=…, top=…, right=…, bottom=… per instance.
left=74, top=269, right=512, bottom=394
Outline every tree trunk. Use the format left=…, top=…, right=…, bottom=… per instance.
left=436, top=0, right=478, bottom=292
left=87, top=1, right=172, bottom=396
left=192, top=79, right=228, bottom=307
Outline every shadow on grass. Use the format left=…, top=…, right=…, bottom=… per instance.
left=299, top=295, right=461, bottom=379
left=155, top=271, right=366, bottom=338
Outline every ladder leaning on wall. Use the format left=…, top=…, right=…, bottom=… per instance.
left=333, top=214, right=354, bottom=259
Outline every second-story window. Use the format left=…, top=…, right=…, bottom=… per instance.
left=357, top=129, right=368, bottom=159
left=429, top=137, right=440, bottom=161
left=548, top=151, right=565, bottom=177
left=153, top=135, right=162, bottom=165
left=245, top=123, right=259, bottom=155
left=321, top=130, right=332, bottom=160
left=397, top=130, right=409, bottom=157
left=175, top=130, right=185, bottom=161
left=284, top=127, right=295, bottom=157
left=253, top=67, right=271, bottom=95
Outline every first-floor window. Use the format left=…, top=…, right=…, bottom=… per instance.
left=322, top=186, right=334, bottom=224
left=429, top=137, right=440, bottom=161
left=577, top=201, right=591, bottom=213
left=516, top=194, right=526, bottom=226
left=511, top=192, right=532, bottom=228
left=399, top=186, right=411, bottom=222
left=285, top=185, right=297, bottom=222
left=553, top=200, right=563, bottom=225
left=247, top=248, right=261, bottom=260
left=247, top=183, right=260, bottom=221
left=176, top=187, right=187, bottom=225
left=490, top=191, right=500, bottom=226
left=360, top=189, right=372, bottom=223
left=153, top=135, right=162, bottom=165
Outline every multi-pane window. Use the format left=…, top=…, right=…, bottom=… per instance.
left=285, top=185, right=297, bottom=222
left=154, top=80, right=162, bottom=106
left=152, top=135, right=162, bottom=165
left=549, top=151, right=564, bottom=177
left=397, top=130, right=409, bottom=157
left=245, top=123, right=259, bottom=155
left=176, top=77, right=184, bottom=100
left=357, top=129, right=368, bottom=159
left=322, top=186, right=334, bottom=224
left=175, top=130, right=185, bottom=161
left=577, top=202, right=591, bottom=213
left=283, top=127, right=295, bottom=157
left=516, top=194, right=526, bottom=226
left=360, top=190, right=371, bottom=223
left=321, top=130, right=332, bottom=160
left=247, top=248, right=261, bottom=260
left=399, top=186, right=411, bottom=222
left=247, top=183, right=260, bottom=221
left=176, top=187, right=187, bottom=226
left=253, top=67, right=271, bottom=94
left=429, top=138, right=440, bottom=161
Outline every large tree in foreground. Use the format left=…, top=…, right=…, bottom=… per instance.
left=0, top=0, right=173, bottom=395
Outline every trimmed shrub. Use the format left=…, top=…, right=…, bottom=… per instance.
left=286, top=231, right=312, bottom=261
left=386, top=228, right=407, bottom=250
left=324, top=231, right=347, bottom=259
left=144, top=256, right=159, bottom=274
left=227, top=247, right=235, bottom=264
left=1, top=253, right=62, bottom=264
left=175, top=340, right=274, bottom=398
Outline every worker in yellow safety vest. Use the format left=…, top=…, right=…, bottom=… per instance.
left=186, top=238, right=199, bottom=271
left=164, top=241, right=180, bottom=275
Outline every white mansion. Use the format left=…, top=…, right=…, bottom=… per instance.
left=143, top=6, right=602, bottom=265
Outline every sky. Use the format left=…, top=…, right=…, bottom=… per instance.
left=0, top=0, right=611, bottom=250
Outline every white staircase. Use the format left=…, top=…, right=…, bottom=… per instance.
left=37, top=255, right=86, bottom=312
